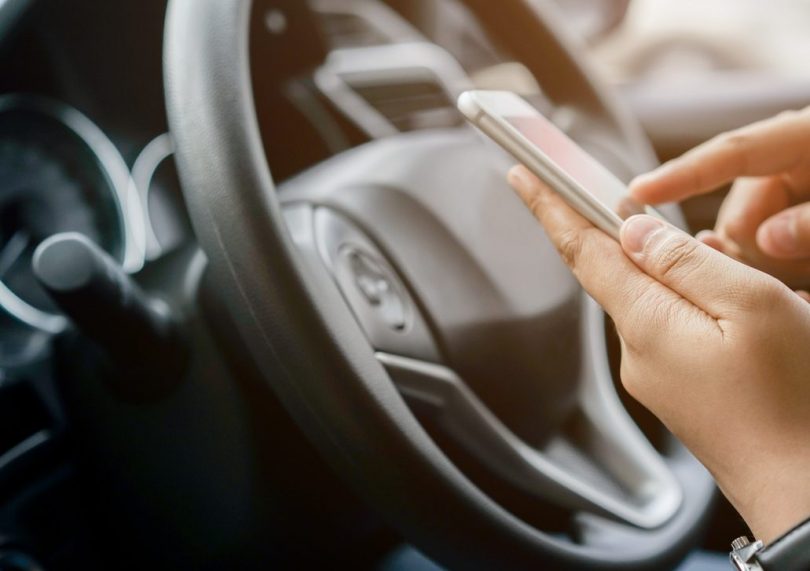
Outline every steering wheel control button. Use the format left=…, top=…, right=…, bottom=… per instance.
left=282, top=205, right=439, bottom=362
left=345, top=247, right=406, bottom=330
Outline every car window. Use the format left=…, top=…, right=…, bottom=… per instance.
left=581, top=0, right=810, bottom=85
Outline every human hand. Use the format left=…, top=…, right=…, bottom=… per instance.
left=629, top=108, right=810, bottom=290
left=509, top=165, right=810, bottom=545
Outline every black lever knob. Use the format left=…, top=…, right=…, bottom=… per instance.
left=32, top=232, right=186, bottom=397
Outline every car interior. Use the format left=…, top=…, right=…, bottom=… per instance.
left=0, top=0, right=807, bottom=569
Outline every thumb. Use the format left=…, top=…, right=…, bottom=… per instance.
left=620, top=215, right=760, bottom=317
left=756, top=202, right=810, bottom=260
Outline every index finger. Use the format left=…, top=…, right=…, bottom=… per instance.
left=507, top=166, right=672, bottom=331
left=630, top=107, right=810, bottom=204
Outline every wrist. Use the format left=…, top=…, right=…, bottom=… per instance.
left=730, top=516, right=810, bottom=571
left=743, top=490, right=810, bottom=545
left=720, top=459, right=810, bottom=545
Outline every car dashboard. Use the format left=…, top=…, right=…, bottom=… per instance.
left=0, top=0, right=511, bottom=392
left=0, top=0, right=536, bottom=568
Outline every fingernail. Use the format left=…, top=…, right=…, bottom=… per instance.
left=507, top=165, right=528, bottom=187
left=631, top=163, right=671, bottom=185
left=622, top=215, right=666, bottom=254
left=628, top=174, right=659, bottom=201
left=695, top=230, right=714, bottom=242
left=629, top=173, right=653, bottom=189
left=762, top=213, right=799, bottom=255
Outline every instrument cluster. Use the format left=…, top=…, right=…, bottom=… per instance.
left=0, top=94, right=186, bottom=373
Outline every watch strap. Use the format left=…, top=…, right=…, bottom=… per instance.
left=757, top=516, right=810, bottom=571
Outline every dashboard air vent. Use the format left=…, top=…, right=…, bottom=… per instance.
left=345, top=76, right=462, bottom=131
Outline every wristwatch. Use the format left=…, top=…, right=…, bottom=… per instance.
left=730, top=517, right=810, bottom=570
left=729, top=537, right=764, bottom=571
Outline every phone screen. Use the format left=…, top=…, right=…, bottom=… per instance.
left=505, top=115, right=648, bottom=219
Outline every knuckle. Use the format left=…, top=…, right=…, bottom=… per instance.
left=526, top=191, right=545, bottom=220
left=556, top=228, right=584, bottom=268
left=520, top=184, right=545, bottom=215
left=715, top=132, right=750, bottom=172
left=649, top=234, right=700, bottom=280
left=716, top=131, right=749, bottom=152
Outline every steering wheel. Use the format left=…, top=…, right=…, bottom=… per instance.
left=164, top=0, right=715, bottom=569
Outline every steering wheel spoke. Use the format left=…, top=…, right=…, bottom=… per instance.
left=377, top=296, right=682, bottom=530
left=378, top=294, right=683, bottom=529
left=284, top=172, right=682, bottom=531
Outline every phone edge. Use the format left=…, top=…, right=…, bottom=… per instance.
left=458, top=91, right=623, bottom=240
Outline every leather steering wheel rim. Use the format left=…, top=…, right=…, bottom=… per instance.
left=164, top=1, right=715, bottom=569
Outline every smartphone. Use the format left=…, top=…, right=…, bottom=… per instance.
left=457, top=90, right=663, bottom=240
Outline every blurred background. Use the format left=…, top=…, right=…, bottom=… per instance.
left=587, top=0, right=810, bottom=82
left=559, top=0, right=810, bottom=227
left=301, top=0, right=810, bottom=229
left=301, top=0, right=810, bottom=170
left=0, top=1, right=807, bottom=566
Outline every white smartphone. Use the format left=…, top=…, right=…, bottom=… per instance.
left=457, top=90, right=663, bottom=240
